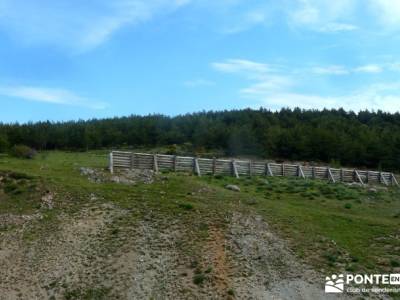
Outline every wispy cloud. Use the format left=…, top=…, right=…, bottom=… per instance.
left=354, top=64, right=383, bottom=73
left=212, top=59, right=270, bottom=77
left=312, top=65, right=350, bottom=75
left=0, top=85, right=106, bottom=109
left=213, top=58, right=400, bottom=113
left=287, top=0, right=358, bottom=31
left=317, top=22, right=358, bottom=32
left=0, top=0, right=189, bottom=52
left=253, top=84, right=400, bottom=113
left=311, top=64, right=384, bottom=75
left=368, top=0, right=400, bottom=29
left=184, top=79, right=215, bottom=87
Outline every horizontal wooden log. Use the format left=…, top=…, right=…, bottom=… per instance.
left=111, top=151, right=397, bottom=187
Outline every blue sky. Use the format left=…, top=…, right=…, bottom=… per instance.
left=1, top=0, right=400, bottom=122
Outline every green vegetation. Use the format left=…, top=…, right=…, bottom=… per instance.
left=10, top=144, right=37, bottom=159
left=0, top=150, right=399, bottom=291
left=1, top=108, right=400, bottom=171
left=201, top=174, right=400, bottom=273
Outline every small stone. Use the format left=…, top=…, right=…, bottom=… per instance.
left=225, top=185, right=241, bottom=192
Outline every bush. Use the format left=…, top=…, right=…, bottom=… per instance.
left=193, top=273, right=206, bottom=285
left=10, top=145, right=37, bottom=159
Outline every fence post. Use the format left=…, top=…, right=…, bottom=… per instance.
left=212, top=157, right=217, bottom=175
left=298, top=165, right=305, bottom=179
left=266, top=163, right=273, bottom=176
left=392, top=173, right=399, bottom=187
left=355, top=170, right=364, bottom=185
left=380, top=173, right=389, bottom=186
left=249, top=160, right=252, bottom=176
left=282, top=164, right=285, bottom=177
left=340, top=169, right=344, bottom=182
left=194, top=158, right=201, bottom=177
left=173, top=155, right=177, bottom=172
left=109, top=152, right=114, bottom=174
left=153, top=155, right=159, bottom=173
left=328, top=168, right=336, bottom=183
left=232, top=160, right=239, bottom=178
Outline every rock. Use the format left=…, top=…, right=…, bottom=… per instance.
left=246, top=198, right=257, bottom=205
left=80, top=166, right=155, bottom=185
left=41, top=192, right=54, bottom=209
left=226, top=185, right=241, bottom=192
left=368, top=188, right=378, bottom=193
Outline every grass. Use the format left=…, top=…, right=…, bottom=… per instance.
left=201, top=174, right=400, bottom=274
left=0, top=150, right=399, bottom=279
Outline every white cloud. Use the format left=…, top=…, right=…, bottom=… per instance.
left=317, top=22, right=358, bottom=32
left=369, top=0, right=400, bottom=28
left=288, top=0, right=358, bottom=29
left=0, top=0, right=189, bottom=52
left=311, top=64, right=385, bottom=75
left=221, top=10, right=268, bottom=34
left=354, top=64, right=383, bottom=73
left=212, top=59, right=270, bottom=76
left=247, top=86, right=400, bottom=113
left=0, top=85, right=106, bottom=109
left=312, top=65, right=350, bottom=75
left=240, top=76, right=294, bottom=95
left=214, top=57, right=400, bottom=113
left=184, top=79, right=215, bottom=87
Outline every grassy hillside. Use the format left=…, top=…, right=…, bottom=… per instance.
left=0, top=151, right=399, bottom=299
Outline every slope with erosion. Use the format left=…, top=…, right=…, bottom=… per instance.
left=0, top=151, right=398, bottom=299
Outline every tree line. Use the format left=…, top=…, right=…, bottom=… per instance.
left=0, top=108, right=399, bottom=171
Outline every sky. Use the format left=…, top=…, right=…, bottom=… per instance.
left=1, top=0, right=400, bottom=123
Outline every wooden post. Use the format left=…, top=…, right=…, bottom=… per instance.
left=355, top=170, right=364, bottom=185
left=340, top=169, right=344, bottom=182
left=392, top=173, right=399, bottom=187
left=298, top=165, right=305, bottom=179
left=282, top=164, right=285, bottom=177
left=366, top=171, right=369, bottom=184
left=153, top=155, right=159, bottom=173
left=380, top=173, right=389, bottom=186
left=249, top=160, right=252, bottom=176
left=212, top=157, right=217, bottom=175
left=267, top=163, right=273, bottom=176
left=173, top=155, right=177, bottom=172
left=194, top=158, right=201, bottom=177
left=131, top=152, right=134, bottom=170
left=232, top=160, right=239, bottom=178
left=328, top=168, right=336, bottom=183
left=312, top=166, right=316, bottom=179
left=109, top=152, right=114, bottom=174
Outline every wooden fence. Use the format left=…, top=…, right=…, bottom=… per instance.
left=109, top=151, right=399, bottom=187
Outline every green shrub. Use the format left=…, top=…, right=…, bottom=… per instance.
left=165, top=144, right=178, bottom=155
left=10, top=145, right=36, bottom=159
left=193, top=273, right=206, bottom=285
left=390, top=259, right=400, bottom=267
left=4, top=182, right=18, bottom=194
left=344, top=203, right=352, bottom=209
left=178, top=203, right=193, bottom=210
